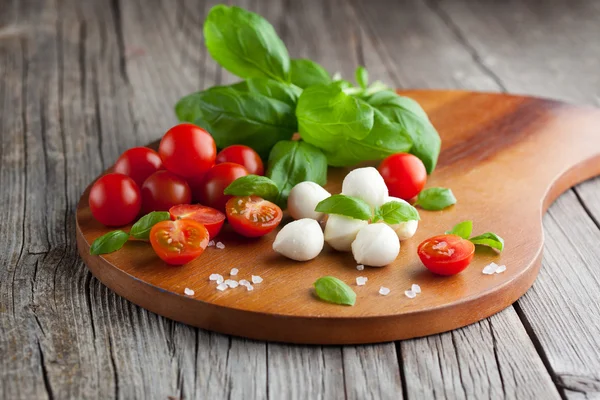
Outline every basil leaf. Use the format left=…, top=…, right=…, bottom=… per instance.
left=232, top=78, right=301, bottom=108
left=90, top=230, right=129, bottom=255
left=470, top=232, right=505, bottom=252
left=224, top=175, right=279, bottom=201
left=204, top=5, right=290, bottom=82
left=175, top=85, right=297, bottom=159
left=445, top=220, right=473, bottom=239
left=315, top=195, right=372, bottom=221
left=355, top=66, right=368, bottom=89
left=314, top=276, right=356, bottom=306
left=373, top=201, right=420, bottom=224
left=415, top=187, right=456, bottom=211
left=266, top=140, right=328, bottom=208
left=130, top=211, right=171, bottom=240
left=290, top=59, right=331, bottom=89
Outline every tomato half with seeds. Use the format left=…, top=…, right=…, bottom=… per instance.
left=226, top=196, right=283, bottom=238
left=417, top=234, right=475, bottom=276
left=169, top=204, right=226, bottom=240
left=149, top=219, right=209, bottom=265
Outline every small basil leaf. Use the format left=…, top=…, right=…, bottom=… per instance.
left=290, top=59, right=331, bottom=89
left=315, top=195, right=372, bottom=221
left=374, top=201, right=420, bottom=224
left=470, top=232, right=505, bottom=252
left=445, top=220, right=473, bottom=239
left=266, top=140, right=328, bottom=208
left=415, top=187, right=457, bottom=211
left=314, top=276, right=356, bottom=306
left=130, top=212, right=171, bottom=240
left=224, top=175, right=279, bottom=201
left=355, top=66, right=368, bottom=89
left=90, top=230, right=130, bottom=255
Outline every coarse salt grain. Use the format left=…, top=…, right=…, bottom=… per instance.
left=411, top=284, right=421, bottom=294
left=483, top=262, right=499, bottom=275
left=356, top=264, right=365, bottom=271
left=216, top=241, right=225, bottom=249
left=216, top=276, right=224, bottom=285
left=209, top=273, right=222, bottom=281
left=432, top=241, right=447, bottom=250
left=495, top=265, right=507, bottom=274
left=356, top=276, right=368, bottom=286
left=251, top=275, right=263, bottom=284
left=379, top=286, right=391, bottom=296
left=208, top=240, right=215, bottom=247
left=230, top=268, right=239, bottom=276
left=225, top=279, right=239, bottom=288
left=216, top=283, right=228, bottom=291
left=184, top=288, right=195, bottom=296
left=239, top=279, right=250, bottom=287
left=246, top=283, right=254, bottom=291
left=405, top=290, right=416, bottom=299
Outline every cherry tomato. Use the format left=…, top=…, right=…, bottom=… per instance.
left=113, top=147, right=163, bottom=187
left=141, top=170, right=192, bottom=213
left=378, top=153, right=427, bottom=200
left=215, top=145, right=264, bottom=176
left=226, top=196, right=282, bottom=238
left=196, top=162, right=249, bottom=212
left=169, top=204, right=226, bottom=239
left=159, top=123, right=216, bottom=178
left=149, top=219, right=209, bottom=265
left=89, top=173, right=141, bottom=226
left=417, top=234, right=475, bottom=276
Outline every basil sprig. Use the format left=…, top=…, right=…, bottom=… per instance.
left=314, top=276, right=356, bottom=306
left=446, top=221, right=505, bottom=253
left=415, top=187, right=456, bottom=211
left=90, top=230, right=130, bottom=255
left=224, top=175, right=279, bottom=202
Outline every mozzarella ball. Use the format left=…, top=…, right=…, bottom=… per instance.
left=352, top=224, right=400, bottom=267
left=324, top=214, right=369, bottom=252
left=287, top=181, right=331, bottom=221
left=385, top=196, right=419, bottom=241
left=342, top=167, right=388, bottom=208
left=273, top=219, right=324, bottom=261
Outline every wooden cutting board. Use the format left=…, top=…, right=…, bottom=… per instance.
left=76, top=90, right=600, bottom=344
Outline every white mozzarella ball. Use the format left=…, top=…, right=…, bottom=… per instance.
left=324, top=214, right=369, bottom=252
left=287, top=181, right=331, bottom=221
left=351, top=224, right=400, bottom=267
left=341, top=167, right=388, bottom=208
left=385, top=196, right=419, bottom=241
left=273, top=219, right=324, bottom=261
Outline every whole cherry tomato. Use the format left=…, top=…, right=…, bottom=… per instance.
left=169, top=204, right=225, bottom=240
left=113, top=147, right=163, bottom=187
left=378, top=153, right=427, bottom=200
left=159, top=123, right=216, bottom=178
left=196, top=162, right=249, bottom=211
left=89, top=173, right=141, bottom=226
left=141, top=170, right=191, bottom=213
left=417, top=234, right=475, bottom=276
left=226, top=196, right=282, bottom=238
left=150, top=219, right=209, bottom=265
left=215, top=145, right=264, bottom=175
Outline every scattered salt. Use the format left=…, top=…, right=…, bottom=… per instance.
left=225, top=279, right=239, bottom=288
left=356, top=264, right=365, bottom=271
left=405, top=290, right=416, bottom=299
left=216, top=283, right=228, bottom=291
left=495, top=265, right=507, bottom=274
left=356, top=276, right=368, bottom=286
left=251, top=275, right=263, bottom=284
left=482, top=262, right=499, bottom=275
left=379, top=286, right=391, bottom=296
left=184, top=288, right=195, bottom=296
left=230, top=268, right=239, bottom=276
left=216, top=276, right=224, bottom=285
left=216, top=241, right=225, bottom=249
left=239, top=279, right=250, bottom=287
left=209, top=273, right=223, bottom=281
left=432, top=241, right=447, bottom=250
left=208, top=240, right=215, bottom=247
left=245, top=283, right=254, bottom=291
left=411, top=284, right=421, bottom=294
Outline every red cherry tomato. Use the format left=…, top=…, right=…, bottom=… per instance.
left=141, top=170, right=191, bottom=213
left=378, top=153, right=427, bottom=200
left=89, top=173, right=141, bottom=226
left=149, top=219, right=209, bottom=265
left=196, top=162, right=249, bottom=212
left=159, top=123, right=216, bottom=178
left=215, top=145, right=264, bottom=175
left=226, top=196, right=282, bottom=238
left=169, top=204, right=226, bottom=240
left=113, top=147, right=163, bottom=187
left=417, top=234, right=475, bottom=276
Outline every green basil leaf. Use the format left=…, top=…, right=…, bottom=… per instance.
left=445, top=220, right=473, bottom=239
left=231, top=78, right=302, bottom=108
left=204, top=5, right=290, bottom=82
left=290, top=59, right=331, bottom=89
left=266, top=140, right=328, bottom=208
left=224, top=175, right=279, bottom=201
left=130, top=211, right=171, bottom=240
left=90, top=230, right=129, bottom=255
left=415, top=187, right=457, bottom=211
left=355, top=66, right=368, bottom=89
left=470, top=232, right=505, bottom=252
left=373, top=201, right=420, bottom=224
left=175, top=85, right=297, bottom=159
left=314, top=195, right=372, bottom=221
left=314, top=276, right=356, bottom=306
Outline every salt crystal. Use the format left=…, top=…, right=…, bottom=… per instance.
left=239, top=279, right=250, bottom=287
left=251, top=275, right=263, bottom=284
left=411, top=284, right=421, bottom=294
left=356, top=264, right=365, bottom=271
left=405, top=290, right=416, bottom=299
left=184, top=288, right=195, bottom=296
left=379, top=286, right=391, bottom=296
left=216, top=241, right=225, bottom=249
left=432, top=241, right=447, bottom=250
left=216, top=276, right=224, bottom=285
left=208, top=240, right=215, bottom=247
left=225, top=279, right=239, bottom=288
left=356, top=276, right=368, bottom=286
left=495, top=265, right=507, bottom=274
left=230, top=268, right=239, bottom=276
left=216, top=283, right=228, bottom=291
left=482, top=262, right=499, bottom=275
left=209, top=273, right=222, bottom=281
left=246, top=283, right=254, bottom=291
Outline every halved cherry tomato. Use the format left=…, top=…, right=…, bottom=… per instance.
left=215, top=145, right=264, bottom=175
left=89, top=173, right=141, bottom=227
left=169, top=204, right=225, bottom=239
left=417, top=234, right=475, bottom=276
left=226, top=196, right=282, bottom=238
left=159, top=123, right=216, bottom=178
left=149, top=219, right=209, bottom=265
left=378, top=153, right=427, bottom=200
left=141, top=170, right=192, bottom=213
left=113, top=147, right=163, bottom=187
left=196, top=162, right=249, bottom=212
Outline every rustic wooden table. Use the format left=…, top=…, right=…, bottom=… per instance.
left=2, top=0, right=599, bottom=399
